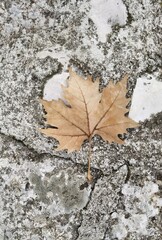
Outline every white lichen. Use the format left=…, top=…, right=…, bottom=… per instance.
left=89, top=0, right=127, bottom=42
left=129, top=74, right=162, bottom=121
left=111, top=181, right=162, bottom=239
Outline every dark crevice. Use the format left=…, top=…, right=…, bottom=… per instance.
left=110, top=160, right=132, bottom=183
left=124, top=161, right=131, bottom=183
left=74, top=210, right=83, bottom=240
left=0, top=131, right=104, bottom=174
left=123, top=0, right=134, bottom=25
left=74, top=170, right=102, bottom=240
left=84, top=171, right=102, bottom=210
left=102, top=227, right=109, bottom=240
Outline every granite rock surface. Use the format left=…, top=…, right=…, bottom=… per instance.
left=0, top=0, right=162, bottom=239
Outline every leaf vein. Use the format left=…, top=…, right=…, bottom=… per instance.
left=92, top=87, right=122, bottom=133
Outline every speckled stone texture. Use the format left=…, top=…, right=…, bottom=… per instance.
left=0, top=0, right=162, bottom=239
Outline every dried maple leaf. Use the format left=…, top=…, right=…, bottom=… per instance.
left=40, top=68, right=139, bottom=180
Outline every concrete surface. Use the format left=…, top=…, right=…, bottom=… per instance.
left=0, top=0, right=162, bottom=239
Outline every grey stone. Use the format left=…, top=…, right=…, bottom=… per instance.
left=0, top=0, right=162, bottom=239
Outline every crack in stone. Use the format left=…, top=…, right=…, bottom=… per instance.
left=124, top=161, right=131, bottom=183
left=102, top=227, right=109, bottom=240
left=0, top=131, right=104, bottom=174
left=74, top=170, right=103, bottom=240
left=1, top=132, right=105, bottom=240
left=74, top=210, right=84, bottom=240
left=84, top=172, right=102, bottom=210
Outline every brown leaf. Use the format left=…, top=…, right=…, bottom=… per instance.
left=40, top=68, right=139, bottom=152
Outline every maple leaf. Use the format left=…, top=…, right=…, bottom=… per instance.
left=40, top=68, right=139, bottom=180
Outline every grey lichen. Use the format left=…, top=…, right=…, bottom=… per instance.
left=30, top=168, right=91, bottom=215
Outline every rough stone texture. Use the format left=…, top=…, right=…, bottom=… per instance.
left=0, top=0, right=162, bottom=239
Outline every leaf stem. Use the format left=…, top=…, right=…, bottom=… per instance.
left=87, top=136, right=93, bottom=182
